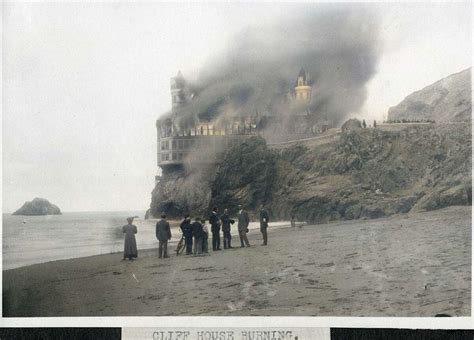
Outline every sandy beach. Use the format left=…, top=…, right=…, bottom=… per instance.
left=3, top=206, right=471, bottom=317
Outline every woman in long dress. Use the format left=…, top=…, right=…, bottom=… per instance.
left=122, top=217, right=138, bottom=260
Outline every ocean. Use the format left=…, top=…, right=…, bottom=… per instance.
left=3, top=211, right=161, bottom=270
left=3, top=212, right=285, bottom=270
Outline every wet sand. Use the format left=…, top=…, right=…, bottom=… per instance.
left=3, top=206, right=471, bottom=317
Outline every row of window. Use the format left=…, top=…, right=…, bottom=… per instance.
left=161, top=137, right=242, bottom=151
left=160, top=152, right=185, bottom=162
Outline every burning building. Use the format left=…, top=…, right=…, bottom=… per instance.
left=156, top=68, right=330, bottom=172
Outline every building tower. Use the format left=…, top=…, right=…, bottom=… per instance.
left=294, top=68, right=312, bottom=104
left=170, top=71, right=187, bottom=112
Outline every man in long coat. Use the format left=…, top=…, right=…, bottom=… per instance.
left=210, top=207, right=221, bottom=251
left=156, top=213, right=172, bottom=258
left=237, top=205, right=250, bottom=247
left=221, top=209, right=233, bottom=249
left=191, top=217, right=204, bottom=255
left=180, top=214, right=193, bottom=255
left=259, top=204, right=270, bottom=246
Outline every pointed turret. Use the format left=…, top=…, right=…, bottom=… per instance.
left=170, top=71, right=187, bottom=110
left=294, top=68, right=312, bottom=103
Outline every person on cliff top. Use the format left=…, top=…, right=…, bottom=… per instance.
left=180, top=214, right=193, bottom=255
left=156, top=213, right=171, bottom=259
left=259, top=204, right=270, bottom=246
left=201, top=219, right=209, bottom=254
left=237, top=205, right=251, bottom=247
left=221, top=208, right=234, bottom=249
left=122, top=217, right=138, bottom=261
left=191, top=217, right=203, bottom=255
left=210, top=207, right=221, bottom=251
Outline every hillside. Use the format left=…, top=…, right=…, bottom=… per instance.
left=149, top=123, right=471, bottom=222
left=388, top=68, right=471, bottom=122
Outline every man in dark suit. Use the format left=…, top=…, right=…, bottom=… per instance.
left=180, top=214, right=193, bottom=255
left=259, top=204, right=270, bottom=246
left=237, top=204, right=250, bottom=247
left=210, top=207, right=221, bottom=251
left=221, top=208, right=233, bottom=249
left=191, top=217, right=204, bottom=255
left=156, top=213, right=172, bottom=258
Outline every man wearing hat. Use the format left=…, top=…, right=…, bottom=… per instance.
left=156, top=213, right=172, bottom=258
left=237, top=204, right=250, bottom=247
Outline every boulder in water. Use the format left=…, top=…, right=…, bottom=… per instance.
left=12, top=198, right=61, bottom=216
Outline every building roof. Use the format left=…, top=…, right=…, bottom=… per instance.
left=295, top=68, right=307, bottom=86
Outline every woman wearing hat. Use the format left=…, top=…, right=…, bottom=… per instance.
left=122, top=217, right=138, bottom=261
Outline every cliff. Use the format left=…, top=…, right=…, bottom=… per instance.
left=13, top=198, right=61, bottom=216
left=388, top=68, right=471, bottom=122
left=149, top=123, right=471, bottom=222
left=149, top=69, right=472, bottom=221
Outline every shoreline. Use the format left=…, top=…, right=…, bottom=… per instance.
left=3, top=206, right=471, bottom=317
left=2, top=220, right=294, bottom=271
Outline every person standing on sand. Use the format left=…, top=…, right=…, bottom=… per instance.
left=202, top=219, right=209, bottom=254
left=221, top=209, right=233, bottom=249
left=122, top=217, right=138, bottom=261
left=237, top=205, right=250, bottom=247
left=180, top=214, right=193, bottom=255
left=191, top=217, right=203, bottom=255
left=210, top=207, right=221, bottom=251
left=259, top=204, right=270, bottom=246
left=291, top=214, right=296, bottom=228
left=156, top=213, right=171, bottom=258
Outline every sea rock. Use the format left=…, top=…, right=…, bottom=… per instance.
left=13, top=198, right=61, bottom=216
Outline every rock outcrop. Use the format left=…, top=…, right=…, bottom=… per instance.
left=148, top=123, right=471, bottom=222
left=148, top=70, right=472, bottom=222
left=388, top=68, right=471, bottom=122
left=13, top=198, right=61, bottom=216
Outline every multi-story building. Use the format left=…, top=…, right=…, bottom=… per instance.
left=156, top=69, right=321, bottom=171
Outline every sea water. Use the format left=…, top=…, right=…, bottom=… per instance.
left=3, top=211, right=159, bottom=270
left=3, top=212, right=285, bottom=270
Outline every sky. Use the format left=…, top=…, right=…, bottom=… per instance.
left=2, top=2, right=472, bottom=213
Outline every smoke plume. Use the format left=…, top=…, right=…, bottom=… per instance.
left=168, top=4, right=380, bottom=130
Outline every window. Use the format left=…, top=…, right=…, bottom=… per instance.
left=172, top=140, right=177, bottom=149
left=161, top=141, right=169, bottom=150
left=172, top=153, right=177, bottom=160
left=178, top=140, right=184, bottom=149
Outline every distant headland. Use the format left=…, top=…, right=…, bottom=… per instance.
left=12, top=198, right=61, bottom=216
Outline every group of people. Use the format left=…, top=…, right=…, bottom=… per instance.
left=121, top=204, right=270, bottom=260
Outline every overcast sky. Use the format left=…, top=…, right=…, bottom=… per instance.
left=2, top=2, right=472, bottom=213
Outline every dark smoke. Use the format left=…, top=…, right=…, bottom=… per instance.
left=168, top=4, right=381, bottom=130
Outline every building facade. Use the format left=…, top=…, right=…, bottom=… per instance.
left=156, top=69, right=319, bottom=170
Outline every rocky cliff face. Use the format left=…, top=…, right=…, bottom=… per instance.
left=148, top=123, right=471, bottom=222
left=149, top=69, right=472, bottom=221
left=388, top=68, right=471, bottom=122
left=13, top=198, right=61, bottom=216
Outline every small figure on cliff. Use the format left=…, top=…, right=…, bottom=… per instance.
left=156, top=213, right=171, bottom=258
left=122, top=217, right=138, bottom=261
left=210, top=207, right=221, bottom=251
left=237, top=205, right=251, bottom=247
left=291, top=214, right=296, bottom=228
left=259, top=204, right=270, bottom=246
left=192, top=217, right=204, bottom=255
left=221, top=209, right=234, bottom=249
left=180, top=214, right=193, bottom=255
left=362, top=120, right=367, bottom=128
